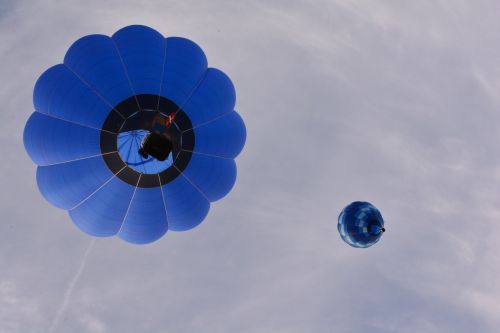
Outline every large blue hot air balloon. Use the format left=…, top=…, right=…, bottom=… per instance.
left=23, top=25, right=246, bottom=244
left=338, top=201, right=385, bottom=248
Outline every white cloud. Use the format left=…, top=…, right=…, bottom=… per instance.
left=0, top=280, right=42, bottom=333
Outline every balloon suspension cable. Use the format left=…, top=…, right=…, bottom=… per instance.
left=48, top=238, right=96, bottom=333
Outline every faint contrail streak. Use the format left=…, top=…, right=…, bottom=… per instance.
left=47, top=238, right=96, bottom=333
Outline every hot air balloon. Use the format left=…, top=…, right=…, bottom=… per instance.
left=23, top=25, right=246, bottom=244
left=338, top=201, right=385, bottom=248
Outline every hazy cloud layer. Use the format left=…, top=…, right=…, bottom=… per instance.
left=1, top=0, right=500, bottom=332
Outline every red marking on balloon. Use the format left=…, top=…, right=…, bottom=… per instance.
left=165, top=112, right=176, bottom=128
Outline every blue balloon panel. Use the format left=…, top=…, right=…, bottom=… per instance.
left=112, top=25, right=165, bottom=97
left=161, top=174, right=209, bottom=231
left=64, top=34, right=135, bottom=109
left=182, top=68, right=236, bottom=127
left=189, top=111, right=246, bottom=158
left=69, top=174, right=135, bottom=237
left=33, top=64, right=111, bottom=129
left=36, top=155, right=115, bottom=210
left=160, top=37, right=207, bottom=108
left=24, top=112, right=101, bottom=166
left=182, top=153, right=237, bottom=202
left=118, top=184, right=168, bottom=244
left=338, top=201, right=385, bottom=248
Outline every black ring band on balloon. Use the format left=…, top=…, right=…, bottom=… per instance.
left=100, top=94, right=194, bottom=188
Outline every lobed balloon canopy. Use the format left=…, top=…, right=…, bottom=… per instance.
left=24, top=25, right=246, bottom=244
left=338, top=201, right=385, bottom=248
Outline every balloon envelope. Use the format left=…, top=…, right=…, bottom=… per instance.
left=338, top=201, right=385, bottom=248
left=24, top=25, right=246, bottom=244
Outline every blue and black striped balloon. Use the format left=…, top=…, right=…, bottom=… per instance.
left=24, top=25, right=246, bottom=244
left=338, top=201, right=385, bottom=248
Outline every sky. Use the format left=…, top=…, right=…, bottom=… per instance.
left=1, top=0, right=500, bottom=332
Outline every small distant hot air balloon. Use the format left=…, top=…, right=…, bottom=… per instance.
left=23, top=25, right=246, bottom=244
left=338, top=201, right=385, bottom=248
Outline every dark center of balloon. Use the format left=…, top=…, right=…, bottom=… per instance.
left=117, top=110, right=180, bottom=174
left=367, top=218, right=383, bottom=235
left=100, top=94, right=194, bottom=188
